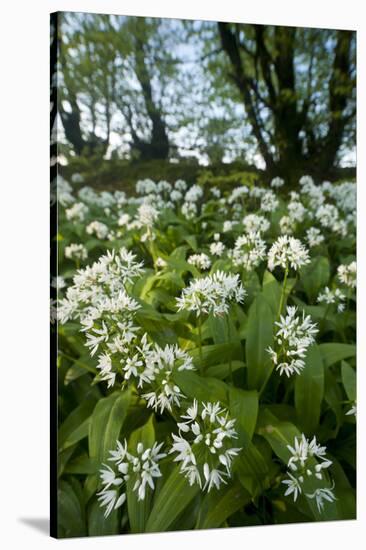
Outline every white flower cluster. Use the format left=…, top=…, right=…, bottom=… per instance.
left=268, top=235, right=310, bottom=272
left=86, top=220, right=109, bottom=240
left=242, top=213, right=270, bottom=234
left=140, top=343, right=195, bottom=413
left=271, top=177, right=285, bottom=189
left=170, top=400, right=241, bottom=491
left=57, top=247, right=144, bottom=327
left=261, top=190, right=279, bottom=212
left=98, top=440, right=166, bottom=517
left=306, top=227, right=324, bottom=248
left=188, top=253, right=211, bottom=271
left=65, top=201, right=89, bottom=222
left=176, top=271, right=246, bottom=317
left=65, top=243, right=88, bottom=261
left=337, top=261, right=356, bottom=288
left=317, top=287, right=346, bottom=312
left=232, top=232, right=267, bottom=271
left=267, top=306, right=318, bottom=377
left=282, top=434, right=336, bottom=512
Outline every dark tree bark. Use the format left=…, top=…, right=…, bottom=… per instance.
left=218, top=22, right=355, bottom=179
left=128, top=38, right=170, bottom=161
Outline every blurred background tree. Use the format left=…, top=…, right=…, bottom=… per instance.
left=55, top=13, right=356, bottom=185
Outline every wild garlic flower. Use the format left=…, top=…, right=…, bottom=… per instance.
left=271, top=177, right=285, bottom=188
left=305, top=486, right=337, bottom=512
left=86, top=220, right=109, bottom=240
left=232, top=232, right=267, bottom=271
left=185, top=184, right=203, bottom=203
left=170, top=400, right=241, bottom=491
left=140, top=344, right=195, bottom=413
left=51, top=275, right=66, bottom=290
left=279, top=216, right=295, bottom=235
left=282, top=434, right=335, bottom=512
left=210, top=186, right=221, bottom=198
left=228, top=186, right=249, bottom=204
left=223, top=220, right=237, bottom=233
left=261, top=190, right=279, bottom=212
left=98, top=440, right=166, bottom=517
left=176, top=271, right=246, bottom=317
left=57, top=248, right=143, bottom=328
left=210, top=241, right=226, bottom=257
left=346, top=402, right=357, bottom=417
left=118, top=213, right=131, bottom=227
left=181, top=201, right=198, bottom=220
left=317, top=287, right=346, bottom=312
left=337, top=261, right=356, bottom=288
left=267, top=306, right=318, bottom=377
left=242, top=214, right=270, bottom=234
left=188, top=253, right=211, bottom=271
left=267, top=235, right=310, bottom=272
left=65, top=243, right=88, bottom=261
left=137, top=203, right=159, bottom=228
left=175, top=179, right=187, bottom=192
left=288, top=199, right=307, bottom=223
left=65, top=201, right=89, bottom=222
left=306, top=227, right=324, bottom=248
left=155, top=256, right=167, bottom=269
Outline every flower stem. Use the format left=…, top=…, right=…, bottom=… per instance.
left=227, top=314, right=234, bottom=384
left=277, top=265, right=289, bottom=320
left=197, top=314, right=203, bottom=374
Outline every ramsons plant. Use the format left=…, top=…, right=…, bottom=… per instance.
left=55, top=173, right=356, bottom=537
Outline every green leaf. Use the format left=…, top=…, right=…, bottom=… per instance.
left=246, top=294, right=274, bottom=390
left=146, top=466, right=200, bottom=532
left=262, top=270, right=281, bottom=316
left=89, top=390, right=132, bottom=470
left=228, top=387, right=258, bottom=440
left=195, top=482, right=250, bottom=529
left=189, top=341, right=243, bottom=370
left=295, top=344, right=324, bottom=434
left=257, top=409, right=301, bottom=464
left=300, top=256, right=330, bottom=302
left=319, top=343, right=356, bottom=368
left=87, top=497, right=119, bottom=537
left=341, top=361, right=356, bottom=401
left=234, top=436, right=271, bottom=496
left=173, top=371, right=229, bottom=404
left=126, top=416, right=156, bottom=533
left=58, top=480, right=86, bottom=538
left=59, top=393, right=98, bottom=451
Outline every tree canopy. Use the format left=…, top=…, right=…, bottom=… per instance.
left=56, top=13, right=356, bottom=179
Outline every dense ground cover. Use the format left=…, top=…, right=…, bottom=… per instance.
left=54, top=174, right=356, bottom=537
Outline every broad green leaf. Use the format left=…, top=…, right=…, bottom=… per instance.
left=59, top=393, right=98, bottom=451
left=189, top=341, right=243, bottom=370
left=87, top=497, right=119, bottom=537
left=257, top=409, right=301, bottom=464
left=58, top=480, right=86, bottom=538
left=234, top=436, right=271, bottom=496
left=195, top=482, right=250, bottom=529
left=246, top=294, right=274, bottom=390
left=205, top=360, right=245, bottom=379
left=300, top=256, right=330, bottom=302
left=229, top=387, right=258, bottom=440
left=89, top=390, right=132, bottom=470
left=146, top=466, right=200, bottom=532
left=319, top=343, right=356, bottom=368
left=341, top=361, right=356, bottom=401
left=173, top=371, right=229, bottom=404
left=295, top=344, right=324, bottom=434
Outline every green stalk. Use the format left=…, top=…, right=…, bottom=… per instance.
left=277, top=265, right=289, bottom=320
left=197, top=314, right=203, bottom=374
left=227, top=313, right=234, bottom=384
